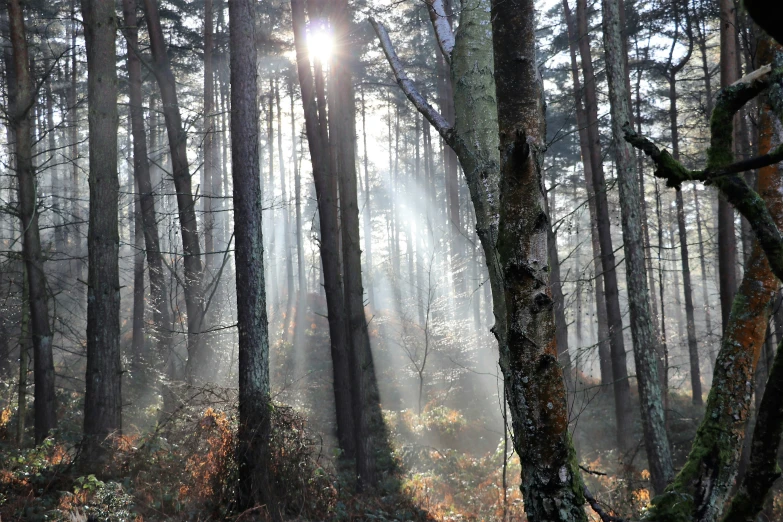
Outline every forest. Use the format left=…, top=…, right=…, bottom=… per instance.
left=2, top=0, right=783, bottom=520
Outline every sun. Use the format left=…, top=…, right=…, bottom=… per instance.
left=307, top=24, right=333, bottom=65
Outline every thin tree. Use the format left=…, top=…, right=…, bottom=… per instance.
left=229, top=0, right=277, bottom=514
left=291, top=0, right=356, bottom=461
left=602, top=0, right=674, bottom=494
left=7, top=0, right=57, bottom=445
left=143, top=0, right=208, bottom=381
left=575, top=0, right=633, bottom=450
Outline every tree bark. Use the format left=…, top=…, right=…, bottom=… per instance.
left=81, top=0, right=122, bottom=466
left=563, top=0, right=611, bottom=385
left=203, top=0, right=215, bottom=272
left=7, top=0, right=57, bottom=445
left=331, top=0, right=387, bottom=490
left=667, top=69, right=703, bottom=404
left=626, top=51, right=783, bottom=522
left=143, top=0, right=207, bottom=382
left=602, top=0, right=673, bottom=494
left=490, top=0, right=586, bottom=518
left=228, top=0, right=276, bottom=514
left=291, top=0, right=356, bottom=461
left=718, top=0, right=739, bottom=332
left=576, top=0, right=633, bottom=451
left=121, top=0, right=172, bottom=370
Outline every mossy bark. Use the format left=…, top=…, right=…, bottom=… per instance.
left=630, top=52, right=783, bottom=522
left=490, top=0, right=587, bottom=519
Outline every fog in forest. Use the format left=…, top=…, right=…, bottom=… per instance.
left=2, top=0, right=783, bottom=521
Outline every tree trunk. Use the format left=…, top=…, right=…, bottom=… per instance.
left=291, top=77, right=306, bottom=349
left=642, top=37, right=783, bottom=522
left=81, top=0, right=122, bottom=466
left=563, top=0, right=611, bottom=385
left=576, top=0, right=633, bottom=450
left=718, top=0, right=739, bottom=332
left=602, top=0, right=673, bottom=494
left=490, top=0, right=586, bottom=519
left=291, top=0, right=356, bottom=461
left=121, top=0, right=172, bottom=371
left=203, top=0, right=215, bottom=272
left=331, top=0, right=388, bottom=490
left=143, top=0, right=207, bottom=382
left=277, top=81, right=295, bottom=341
left=17, top=268, right=29, bottom=445
left=361, top=87, right=376, bottom=313
left=668, top=75, right=703, bottom=405
left=7, top=0, right=57, bottom=445
left=229, top=0, right=276, bottom=514
left=692, top=187, right=714, bottom=355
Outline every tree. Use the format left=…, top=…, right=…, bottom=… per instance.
left=575, top=0, right=633, bottom=449
left=228, top=0, right=277, bottom=514
left=143, top=0, right=208, bottom=382
left=6, top=0, right=57, bottom=445
left=291, top=0, right=356, bottom=461
left=625, top=44, right=783, bottom=520
left=602, top=0, right=673, bottom=494
left=120, top=0, right=172, bottom=373
left=81, top=0, right=122, bottom=467
left=372, top=0, right=587, bottom=517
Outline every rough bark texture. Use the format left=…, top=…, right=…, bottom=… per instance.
left=575, top=0, right=633, bottom=450
left=144, top=0, right=207, bottom=382
left=563, top=0, right=611, bottom=385
left=602, top=0, right=673, bottom=494
left=490, top=0, right=586, bottom=519
left=228, top=0, right=277, bottom=514
left=121, top=0, right=172, bottom=365
left=718, top=0, right=739, bottom=332
left=81, top=0, right=122, bottom=466
left=626, top=57, right=783, bottom=522
left=330, top=0, right=388, bottom=490
left=374, top=1, right=586, bottom=517
left=7, top=0, right=57, bottom=445
left=291, top=0, right=356, bottom=460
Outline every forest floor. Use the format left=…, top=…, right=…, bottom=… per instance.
left=0, top=377, right=735, bottom=522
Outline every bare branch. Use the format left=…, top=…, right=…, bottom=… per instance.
left=584, top=486, right=626, bottom=522
left=368, top=17, right=455, bottom=145
left=425, top=0, right=454, bottom=61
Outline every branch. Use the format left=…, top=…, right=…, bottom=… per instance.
left=584, top=486, right=626, bottom=522
left=368, top=17, right=455, bottom=145
left=426, top=0, right=455, bottom=62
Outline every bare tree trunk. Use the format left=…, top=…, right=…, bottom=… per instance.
left=331, top=0, right=387, bottom=489
left=490, top=0, right=586, bottom=517
left=692, top=187, right=714, bottom=353
left=576, top=0, right=633, bottom=450
left=143, top=0, right=207, bottom=382
left=229, top=0, right=276, bottom=514
left=17, top=269, right=29, bottom=445
left=203, top=0, right=215, bottom=272
left=361, top=87, right=376, bottom=312
left=69, top=0, right=82, bottom=274
left=291, top=78, right=306, bottom=349
left=563, top=0, right=611, bottom=385
left=121, top=0, right=172, bottom=371
left=291, top=0, right=356, bottom=460
left=7, top=0, right=57, bottom=445
left=81, top=0, right=122, bottom=466
left=718, top=0, right=739, bottom=332
left=602, top=0, right=673, bottom=493
left=277, top=81, right=295, bottom=341
left=667, top=73, right=703, bottom=405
